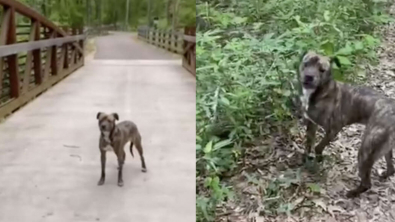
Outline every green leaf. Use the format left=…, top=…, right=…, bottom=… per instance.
left=336, top=56, right=352, bottom=66
left=324, top=10, right=330, bottom=21
left=203, top=141, right=213, bottom=154
left=204, top=177, right=212, bottom=187
left=307, top=183, right=321, bottom=193
left=196, top=144, right=202, bottom=150
left=213, top=139, right=233, bottom=150
left=220, top=96, right=230, bottom=106
left=321, top=41, right=334, bottom=55
left=336, top=44, right=353, bottom=55
left=232, top=16, right=247, bottom=24
left=364, top=35, right=379, bottom=47
left=354, top=41, right=364, bottom=50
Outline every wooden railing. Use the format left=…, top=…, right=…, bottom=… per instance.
left=137, top=26, right=196, bottom=75
left=0, top=0, right=85, bottom=119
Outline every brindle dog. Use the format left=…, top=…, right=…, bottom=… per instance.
left=97, top=112, right=147, bottom=187
left=299, top=51, right=395, bottom=198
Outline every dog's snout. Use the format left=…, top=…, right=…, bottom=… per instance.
left=101, top=125, right=106, bottom=130
left=304, top=75, right=314, bottom=82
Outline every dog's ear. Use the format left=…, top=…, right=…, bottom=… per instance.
left=300, top=50, right=308, bottom=62
left=112, top=113, right=119, bottom=121
left=97, top=112, right=104, bottom=120
left=330, top=56, right=341, bottom=68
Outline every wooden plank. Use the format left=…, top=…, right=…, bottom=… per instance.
left=0, top=0, right=84, bottom=55
left=0, top=35, right=85, bottom=57
left=0, top=60, right=83, bottom=119
left=0, top=8, right=11, bottom=97
left=22, top=20, right=38, bottom=94
left=7, top=7, right=19, bottom=98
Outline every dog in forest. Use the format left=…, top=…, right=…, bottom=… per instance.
left=299, top=51, right=395, bottom=198
left=96, top=112, right=147, bottom=187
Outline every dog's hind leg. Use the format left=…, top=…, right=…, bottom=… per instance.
left=135, top=135, right=147, bottom=172
left=129, top=142, right=134, bottom=157
left=380, top=150, right=394, bottom=180
left=98, top=151, right=106, bottom=186
left=346, top=126, right=387, bottom=198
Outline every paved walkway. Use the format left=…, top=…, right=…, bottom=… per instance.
left=0, top=32, right=195, bottom=222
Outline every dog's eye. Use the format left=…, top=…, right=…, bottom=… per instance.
left=319, top=67, right=326, bottom=73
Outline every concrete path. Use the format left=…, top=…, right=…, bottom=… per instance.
left=0, top=32, right=195, bottom=222
left=94, top=32, right=181, bottom=60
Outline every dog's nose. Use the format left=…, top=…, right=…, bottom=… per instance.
left=101, top=125, right=106, bottom=130
left=304, top=75, right=314, bottom=82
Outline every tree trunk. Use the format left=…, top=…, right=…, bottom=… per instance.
left=125, top=0, right=130, bottom=30
left=86, top=0, right=91, bottom=27
left=41, top=0, right=47, bottom=16
left=97, top=0, right=102, bottom=26
left=166, top=0, right=172, bottom=26
left=147, top=0, right=152, bottom=26
left=172, top=0, right=180, bottom=30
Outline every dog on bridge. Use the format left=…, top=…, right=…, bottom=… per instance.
left=299, top=51, right=395, bottom=198
left=96, top=112, right=147, bottom=187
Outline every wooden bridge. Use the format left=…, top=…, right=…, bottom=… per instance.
left=0, top=1, right=195, bottom=221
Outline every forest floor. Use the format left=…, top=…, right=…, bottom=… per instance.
left=216, top=4, right=395, bottom=222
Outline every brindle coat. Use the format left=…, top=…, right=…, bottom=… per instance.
left=299, top=51, right=395, bottom=198
left=97, top=112, right=147, bottom=187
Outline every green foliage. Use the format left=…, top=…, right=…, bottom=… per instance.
left=196, top=0, right=392, bottom=220
left=18, top=0, right=195, bottom=30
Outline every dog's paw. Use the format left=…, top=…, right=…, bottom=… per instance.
left=379, top=171, right=394, bottom=181
left=315, top=154, right=324, bottom=163
left=97, top=179, right=105, bottom=186
left=302, top=153, right=314, bottom=163
left=345, top=189, right=360, bottom=198
left=345, top=185, right=370, bottom=198
left=142, top=168, right=147, bottom=173
left=118, top=181, right=124, bottom=187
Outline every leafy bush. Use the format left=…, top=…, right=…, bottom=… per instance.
left=196, top=0, right=392, bottom=220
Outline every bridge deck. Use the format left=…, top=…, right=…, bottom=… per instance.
left=0, top=32, right=195, bottom=222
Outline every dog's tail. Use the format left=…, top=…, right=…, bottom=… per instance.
left=130, top=142, right=134, bottom=158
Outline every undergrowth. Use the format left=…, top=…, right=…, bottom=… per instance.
left=196, top=0, right=392, bottom=221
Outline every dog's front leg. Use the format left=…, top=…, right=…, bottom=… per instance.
left=314, top=129, right=340, bottom=161
left=305, top=120, right=317, bottom=154
left=117, top=151, right=125, bottom=187
left=98, top=151, right=106, bottom=185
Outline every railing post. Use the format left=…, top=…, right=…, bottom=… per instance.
left=149, top=28, right=153, bottom=44
left=51, top=31, right=58, bottom=76
left=33, top=21, right=42, bottom=85
left=21, top=20, right=39, bottom=94
left=63, top=27, right=69, bottom=69
left=6, top=7, right=20, bottom=98
left=43, top=31, right=55, bottom=81
left=155, top=29, right=159, bottom=47
left=79, top=27, right=84, bottom=65
left=0, top=7, right=11, bottom=97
